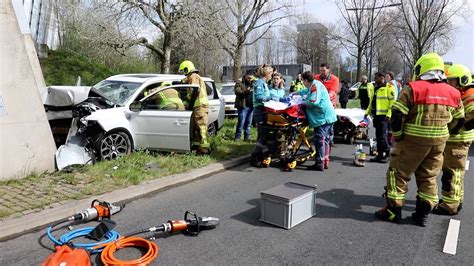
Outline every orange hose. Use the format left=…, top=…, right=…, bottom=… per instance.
left=100, top=236, right=159, bottom=266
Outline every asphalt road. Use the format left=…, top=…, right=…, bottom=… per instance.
left=1, top=140, right=473, bottom=265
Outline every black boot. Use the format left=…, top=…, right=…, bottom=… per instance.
left=374, top=205, right=402, bottom=223
left=411, top=198, right=431, bottom=227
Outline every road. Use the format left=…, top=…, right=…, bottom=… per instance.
left=1, top=140, right=473, bottom=265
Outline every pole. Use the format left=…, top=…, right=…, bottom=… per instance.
left=368, top=7, right=375, bottom=81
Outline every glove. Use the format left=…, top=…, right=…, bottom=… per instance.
left=279, top=97, right=290, bottom=103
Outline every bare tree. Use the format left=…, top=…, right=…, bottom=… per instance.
left=334, top=0, right=391, bottom=81
left=390, top=0, right=463, bottom=69
left=198, top=0, right=292, bottom=80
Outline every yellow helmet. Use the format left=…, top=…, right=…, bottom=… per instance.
left=178, top=60, right=196, bottom=75
left=446, top=64, right=472, bottom=87
left=412, top=52, right=445, bottom=80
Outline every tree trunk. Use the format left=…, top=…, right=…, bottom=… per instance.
left=161, top=31, right=173, bottom=74
left=233, top=45, right=242, bottom=81
left=356, top=48, right=363, bottom=82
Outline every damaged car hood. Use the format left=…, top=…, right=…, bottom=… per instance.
left=44, top=86, right=120, bottom=107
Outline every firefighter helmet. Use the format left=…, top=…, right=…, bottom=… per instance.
left=412, top=53, right=445, bottom=80
left=446, top=64, right=472, bottom=87
left=178, top=60, right=196, bottom=75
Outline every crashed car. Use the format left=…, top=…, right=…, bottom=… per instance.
left=44, top=74, right=225, bottom=170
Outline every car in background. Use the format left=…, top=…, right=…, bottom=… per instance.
left=44, top=74, right=225, bottom=169
left=220, top=82, right=237, bottom=117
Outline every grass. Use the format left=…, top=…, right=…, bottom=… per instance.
left=346, top=99, right=361, bottom=109
left=0, top=119, right=255, bottom=218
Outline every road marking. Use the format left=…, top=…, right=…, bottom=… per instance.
left=443, top=219, right=461, bottom=255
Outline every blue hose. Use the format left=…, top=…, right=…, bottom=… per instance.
left=47, top=225, right=120, bottom=253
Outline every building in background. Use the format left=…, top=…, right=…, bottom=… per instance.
left=221, top=64, right=311, bottom=85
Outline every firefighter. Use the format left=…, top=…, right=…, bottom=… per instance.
left=357, top=75, right=374, bottom=110
left=374, top=53, right=464, bottom=227
left=144, top=81, right=185, bottom=111
left=433, top=64, right=473, bottom=215
left=178, top=60, right=210, bottom=155
left=364, top=72, right=396, bottom=163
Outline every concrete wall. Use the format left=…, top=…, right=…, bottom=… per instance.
left=0, top=0, right=56, bottom=180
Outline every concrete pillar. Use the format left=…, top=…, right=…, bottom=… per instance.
left=0, top=0, right=56, bottom=180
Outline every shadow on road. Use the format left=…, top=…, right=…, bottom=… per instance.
left=230, top=199, right=275, bottom=228
left=316, top=188, right=416, bottom=222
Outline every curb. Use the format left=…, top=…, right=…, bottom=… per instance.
left=0, top=155, right=250, bottom=241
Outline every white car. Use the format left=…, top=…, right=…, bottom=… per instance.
left=45, top=74, right=225, bottom=169
left=220, top=82, right=237, bottom=117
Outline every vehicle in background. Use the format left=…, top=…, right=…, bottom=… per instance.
left=220, top=82, right=237, bottom=117
left=44, top=74, right=225, bottom=169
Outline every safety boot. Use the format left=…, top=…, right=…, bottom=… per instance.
left=374, top=205, right=402, bottom=223
left=411, top=198, right=431, bottom=227
left=432, top=200, right=458, bottom=216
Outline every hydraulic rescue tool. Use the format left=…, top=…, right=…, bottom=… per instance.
left=42, top=200, right=124, bottom=266
left=100, top=211, right=220, bottom=265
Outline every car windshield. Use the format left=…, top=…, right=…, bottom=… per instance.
left=220, top=85, right=235, bottom=95
left=92, top=80, right=142, bottom=105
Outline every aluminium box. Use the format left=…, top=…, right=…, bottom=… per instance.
left=260, top=182, right=317, bottom=229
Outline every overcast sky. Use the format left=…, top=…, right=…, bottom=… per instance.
left=302, top=0, right=474, bottom=71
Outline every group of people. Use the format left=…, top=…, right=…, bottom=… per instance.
left=236, top=63, right=339, bottom=171
left=232, top=52, right=473, bottom=228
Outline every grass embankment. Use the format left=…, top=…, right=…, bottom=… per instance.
left=0, top=119, right=255, bottom=218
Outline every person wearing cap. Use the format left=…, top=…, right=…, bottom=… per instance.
left=374, top=53, right=464, bottom=227
left=433, top=64, right=474, bottom=215
left=178, top=60, right=210, bottom=155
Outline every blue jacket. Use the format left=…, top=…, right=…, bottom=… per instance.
left=298, top=80, right=337, bottom=128
left=253, top=78, right=270, bottom=107
left=269, top=87, right=285, bottom=101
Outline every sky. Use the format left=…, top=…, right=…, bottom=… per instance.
left=302, top=0, right=474, bottom=71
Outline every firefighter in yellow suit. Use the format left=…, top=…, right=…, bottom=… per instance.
left=179, top=60, right=210, bottom=155
left=374, top=53, right=464, bottom=227
left=433, top=64, right=474, bottom=215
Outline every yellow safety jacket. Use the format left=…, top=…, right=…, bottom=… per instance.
left=183, top=73, right=209, bottom=108
left=365, top=83, right=396, bottom=117
left=448, top=87, right=474, bottom=142
left=391, top=80, right=464, bottom=145
left=157, top=89, right=185, bottom=110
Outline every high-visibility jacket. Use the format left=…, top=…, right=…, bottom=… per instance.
left=391, top=80, right=464, bottom=145
left=182, top=72, right=209, bottom=108
left=156, top=89, right=185, bottom=110
left=290, top=80, right=304, bottom=92
left=365, top=83, right=396, bottom=117
left=447, top=87, right=474, bottom=142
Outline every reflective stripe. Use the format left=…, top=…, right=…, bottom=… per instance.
left=465, top=104, right=474, bottom=113
left=376, top=109, right=388, bottom=114
left=393, top=130, right=403, bottom=137
left=448, top=129, right=474, bottom=142
left=452, top=109, right=464, bottom=119
left=392, top=101, right=409, bottom=114
left=415, top=105, right=423, bottom=125
left=418, top=191, right=438, bottom=203
left=387, top=208, right=396, bottom=221
left=404, top=123, right=449, bottom=138
left=387, top=170, right=405, bottom=200
left=442, top=169, right=462, bottom=204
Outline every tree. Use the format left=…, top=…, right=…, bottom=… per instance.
left=198, top=0, right=292, bottom=80
left=390, top=0, right=463, bottom=69
left=334, top=0, right=390, bottom=81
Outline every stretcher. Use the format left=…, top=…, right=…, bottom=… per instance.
left=333, top=108, right=370, bottom=144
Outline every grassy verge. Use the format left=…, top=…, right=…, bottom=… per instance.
left=0, top=119, right=255, bottom=218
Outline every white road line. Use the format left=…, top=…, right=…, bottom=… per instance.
left=443, top=219, right=461, bottom=255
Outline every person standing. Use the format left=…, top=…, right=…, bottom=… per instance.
left=385, top=71, right=400, bottom=99
left=374, top=53, right=464, bottom=227
left=315, top=63, right=340, bottom=147
left=250, top=64, right=273, bottom=167
left=364, top=72, right=396, bottom=163
left=357, top=75, right=373, bottom=110
left=295, top=71, right=337, bottom=171
left=290, top=72, right=304, bottom=93
left=179, top=60, right=210, bottom=155
left=234, top=71, right=255, bottom=141
left=269, top=72, right=286, bottom=101
left=339, top=80, right=350, bottom=109
left=433, top=64, right=473, bottom=215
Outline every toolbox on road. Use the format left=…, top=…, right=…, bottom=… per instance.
left=260, top=182, right=317, bottom=229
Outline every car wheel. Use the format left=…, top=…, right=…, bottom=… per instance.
left=208, top=121, right=217, bottom=137
left=94, top=130, right=132, bottom=160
